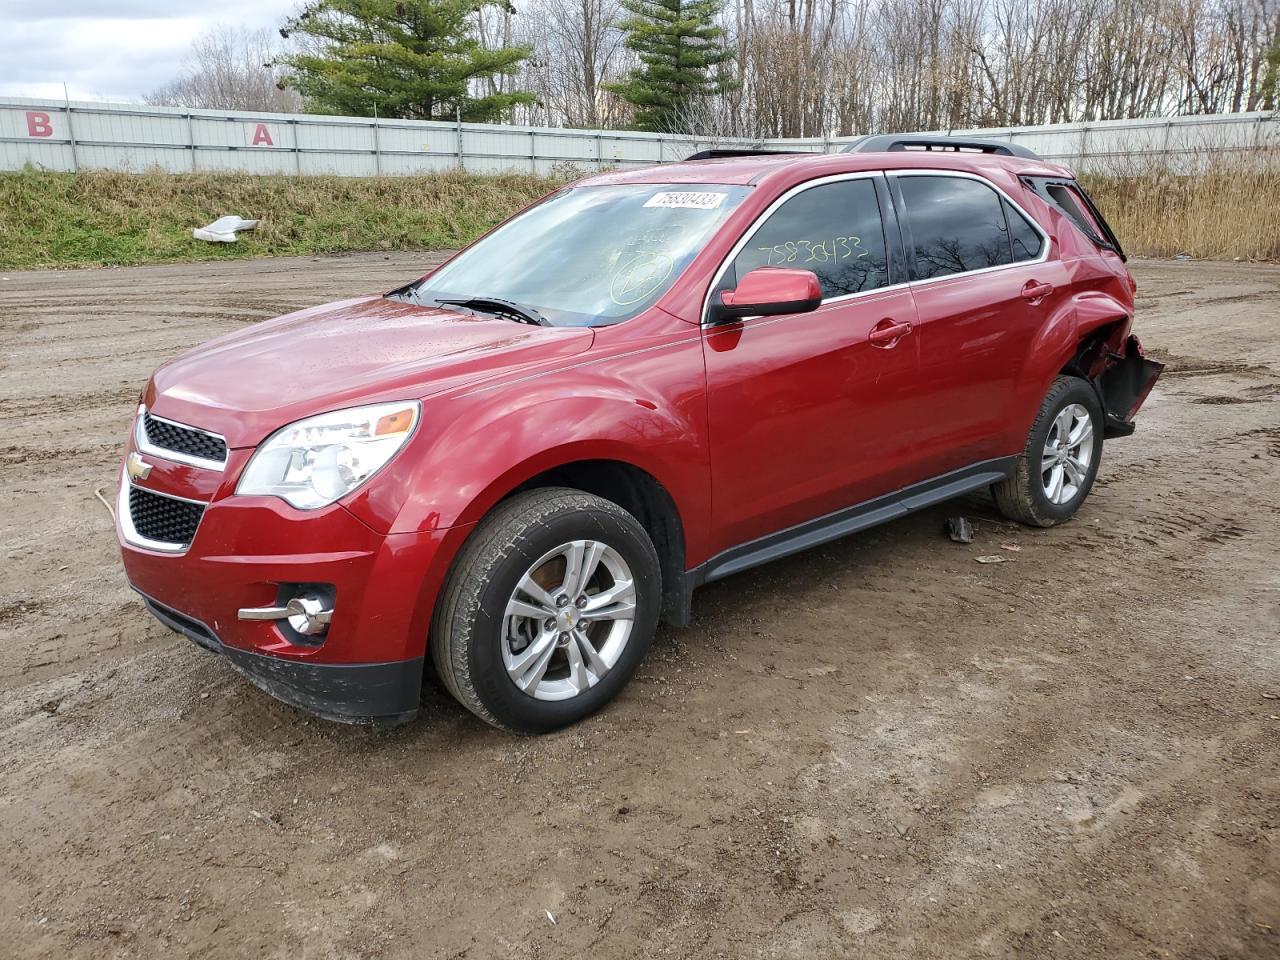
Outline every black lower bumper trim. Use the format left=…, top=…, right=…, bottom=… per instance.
left=221, top=647, right=423, bottom=726
left=1103, top=415, right=1137, bottom=438
left=135, top=589, right=421, bottom=726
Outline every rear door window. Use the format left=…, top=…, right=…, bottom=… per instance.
left=896, top=175, right=1014, bottom=279
left=730, top=178, right=890, bottom=299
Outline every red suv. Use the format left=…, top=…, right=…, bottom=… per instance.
left=117, top=137, right=1162, bottom=733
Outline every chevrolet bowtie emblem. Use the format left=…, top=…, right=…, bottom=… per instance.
left=126, top=451, right=153, bottom=481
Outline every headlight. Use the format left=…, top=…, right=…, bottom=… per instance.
left=236, top=401, right=420, bottom=509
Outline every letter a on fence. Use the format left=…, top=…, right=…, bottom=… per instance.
left=26, top=112, right=54, bottom=138
left=251, top=123, right=274, bottom=146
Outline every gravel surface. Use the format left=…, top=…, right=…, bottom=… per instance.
left=1, top=253, right=1277, bottom=959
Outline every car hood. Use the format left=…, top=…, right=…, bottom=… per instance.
left=143, top=295, right=594, bottom=448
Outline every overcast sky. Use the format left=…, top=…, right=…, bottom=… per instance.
left=0, top=1, right=299, bottom=102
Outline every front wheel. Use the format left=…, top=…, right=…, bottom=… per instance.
left=993, top=375, right=1103, bottom=527
left=430, top=487, right=661, bottom=733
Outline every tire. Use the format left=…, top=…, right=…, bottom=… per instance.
left=992, top=375, right=1104, bottom=527
left=430, top=487, right=661, bottom=734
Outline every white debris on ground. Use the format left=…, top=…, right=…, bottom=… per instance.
left=193, top=215, right=260, bottom=243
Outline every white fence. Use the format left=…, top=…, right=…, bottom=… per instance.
left=1, top=96, right=1276, bottom=177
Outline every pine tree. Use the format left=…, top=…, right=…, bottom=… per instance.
left=279, top=1, right=534, bottom=122
left=1261, top=34, right=1280, bottom=111
left=607, top=0, right=734, bottom=132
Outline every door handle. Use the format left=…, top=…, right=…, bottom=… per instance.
left=1022, top=280, right=1054, bottom=302
left=868, top=318, right=913, bottom=347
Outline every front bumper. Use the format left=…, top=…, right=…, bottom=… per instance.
left=138, top=590, right=423, bottom=724
left=119, top=487, right=454, bottom=652
left=117, top=453, right=473, bottom=723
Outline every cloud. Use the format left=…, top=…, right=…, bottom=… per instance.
left=0, top=1, right=298, bottom=100
left=1, top=1, right=197, bottom=21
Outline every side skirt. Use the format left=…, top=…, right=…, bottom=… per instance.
left=675, top=456, right=1017, bottom=618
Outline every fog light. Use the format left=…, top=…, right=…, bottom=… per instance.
left=286, top=596, right=332, bottom=635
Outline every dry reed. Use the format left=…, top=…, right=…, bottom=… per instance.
left=1079, top=146, right=1280, bottom=261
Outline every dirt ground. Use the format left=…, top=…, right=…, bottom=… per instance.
left=0, top=253, right=1276, bottom=959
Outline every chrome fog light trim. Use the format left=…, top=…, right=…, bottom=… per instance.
left=239, top=595, right=334, bottom=636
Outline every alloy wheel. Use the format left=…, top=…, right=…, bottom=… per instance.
left=1041, top=402, right=1095, bottom=505
left=501, top=540, right=637, bottom=701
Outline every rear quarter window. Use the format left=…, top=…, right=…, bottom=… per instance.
left=1022, top=176, right=1125, bottom=259
left=1047, top=183, right=1103, bottom=236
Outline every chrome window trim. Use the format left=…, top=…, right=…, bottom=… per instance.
left=117, top=470, right=206, bottom=554
left=699, top=168, right=1052, bottom=324
left=889, top=169, right=1051, bottom=284
left=135, top=405, right=228, bottom=472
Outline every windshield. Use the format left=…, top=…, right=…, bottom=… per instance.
left=406, top=183, right=750, bottom=326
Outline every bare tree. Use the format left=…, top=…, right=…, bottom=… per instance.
left=1168, top=0, right=1280, bottom=113
left=503, top=0, right=634, bottom=128
left=146, top=25, right=303, bottom=113
left=264, top=0, right=1277, bottom=134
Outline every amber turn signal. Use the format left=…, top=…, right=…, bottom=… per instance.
left=375, top=408, right=415, bottom=435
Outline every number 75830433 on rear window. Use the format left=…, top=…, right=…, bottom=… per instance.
left=116, top=136, right=1164, bottom=733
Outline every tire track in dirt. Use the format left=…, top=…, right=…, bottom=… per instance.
left=1, top=255, right=1277, bottom=960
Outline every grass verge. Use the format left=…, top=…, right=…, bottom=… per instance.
left=1, top=156, right=1277, bottom=269
left=0, top=168, right=561, bottom=269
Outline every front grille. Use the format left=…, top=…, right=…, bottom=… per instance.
left=128, top=486, right=205, bottom=547
left=143, top=412, right=227, bottom=464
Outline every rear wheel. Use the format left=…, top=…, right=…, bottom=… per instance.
left=993, top=376, right=1103, bottom=527
left=431, top=487, right=661, bottom=733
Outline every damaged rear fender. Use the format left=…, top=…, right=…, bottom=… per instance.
left=1057, top=319, right=1164, bottom=437
left=1015, top=285, right=1161, bottom=436
left=1095, top=334, right=1165, bottom=436
left=1012, top=295, right=1097, bottom=437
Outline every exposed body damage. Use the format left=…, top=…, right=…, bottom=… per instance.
left=1095, top=334, right=1166, bottom=436
left=1059, top=306, right=1164, bottom=438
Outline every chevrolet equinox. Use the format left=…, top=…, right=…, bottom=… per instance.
left=117, top=137, right=1164, bottom=733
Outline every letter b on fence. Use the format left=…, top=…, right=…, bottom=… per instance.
left=26, top=111, right=54, bottom=138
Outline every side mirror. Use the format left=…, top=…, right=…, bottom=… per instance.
left=708, top=267, right=823, bottom=324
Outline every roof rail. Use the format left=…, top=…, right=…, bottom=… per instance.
left=840, top=135, right=1041, bottom=161
left=684, top=148, right=804, bottom=161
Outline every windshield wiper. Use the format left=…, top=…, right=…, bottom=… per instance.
left=430, top=296, right=550, bottom=327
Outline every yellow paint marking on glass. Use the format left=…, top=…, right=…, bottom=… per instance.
left=756, top=236, right=869, bottom=266
left=609, top=253, right=675, bottom=305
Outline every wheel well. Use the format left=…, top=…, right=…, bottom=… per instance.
left=509, top=460, right=689, bottom=627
